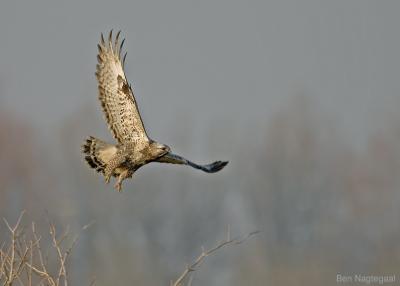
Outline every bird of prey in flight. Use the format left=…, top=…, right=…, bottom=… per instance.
left=82, top=30, right=228, bottom=191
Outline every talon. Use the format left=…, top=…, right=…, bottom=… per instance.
left=114, top=182, right=122, bottom=192
left=113, top=170, right=131, bottom=192
left=105, top=174, right=111, bottom=184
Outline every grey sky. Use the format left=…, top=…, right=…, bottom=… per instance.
left=0, top=2, right=399, bottom=284
left=0, top=0, right=399, bottom=145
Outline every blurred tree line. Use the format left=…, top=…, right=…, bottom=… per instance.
left=0, top=95, right=399, bottom=285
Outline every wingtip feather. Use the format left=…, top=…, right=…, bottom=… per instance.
left=123, top=52, right=127, bottom=68
left=119, top=38, right=125, bottom=58
left=207, top=160, right=229, bottom=173
left=108, top=30, right=113, bottom=51
left=115, top=30, right=121, bottom=53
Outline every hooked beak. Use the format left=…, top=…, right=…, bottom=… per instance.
left=155, top=142, right=170, bottom=153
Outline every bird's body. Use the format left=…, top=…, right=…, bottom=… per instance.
left=82, top=31, right=227, bottom=191
left=83, top=136, right=169, bottom=190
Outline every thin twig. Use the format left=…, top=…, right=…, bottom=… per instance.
left=172, top=230, right=259, bottom=286
left=3, top=211, right=25, bottom=285
left=0, top=212, right=86, bottom=286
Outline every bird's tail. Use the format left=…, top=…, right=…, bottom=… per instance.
left=82, top=136, right=117, bottom=174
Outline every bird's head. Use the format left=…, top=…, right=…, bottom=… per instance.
left=149, top=140, right=170, bottom=158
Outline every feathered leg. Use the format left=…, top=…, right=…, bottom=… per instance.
left=114, top=169, right=132, bottom=192
left=104, top=154, right=127, bottom=184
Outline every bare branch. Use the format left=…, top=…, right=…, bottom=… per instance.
left=0, top=212, right=85, bottom=286
left=172, top=230, right=259, bottom=286
left=31, top=222, right=48, bottom=279
left=2, top=211, right=26, bottom=285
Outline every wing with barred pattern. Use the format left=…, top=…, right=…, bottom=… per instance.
left=96, top=30, right=148, bottom=144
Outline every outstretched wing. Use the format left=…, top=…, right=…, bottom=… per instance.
left=96, top=30, right=148, bottom=144
left=155, top=152, right=228, bottom=173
